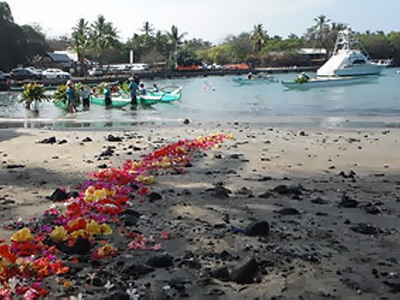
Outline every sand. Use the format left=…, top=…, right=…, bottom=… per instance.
left=1, top=124, right=400, bottom=299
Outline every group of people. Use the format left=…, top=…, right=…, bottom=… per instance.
left=66, top=74, right=160, bottom=112
left=66, top=80, right=91, bottom=114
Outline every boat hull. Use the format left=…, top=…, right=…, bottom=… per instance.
left=232, top=77, right=277, bottom=85
left=282, top=76, right=378, bottom=89
left=90, top=96, right=130, bottom=108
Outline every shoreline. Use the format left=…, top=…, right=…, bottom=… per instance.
left=1, top=125, right=400, bottom=298
left=1, top=115, right=400, bottom=130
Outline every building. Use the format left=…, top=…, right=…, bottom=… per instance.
left=37, top=52, right=73, bottom=70
left=299, top=48, right=327, bottom=64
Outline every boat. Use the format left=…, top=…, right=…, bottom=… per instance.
left=90, top=95, right=131, bottom=108
left=90, top=94, right=162, bottom=107
left=282, top=75, right=378, bottom=90
left=232, top=74, right=278, bottom=85
left=150, top=86, right=182, bottom=103
left=317, top=30, right=391, bottom=77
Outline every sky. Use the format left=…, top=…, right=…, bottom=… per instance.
left=5, top=0, right=400, bottom=44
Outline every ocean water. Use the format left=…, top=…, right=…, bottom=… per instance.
left=0, top=69, right=399, bottom=129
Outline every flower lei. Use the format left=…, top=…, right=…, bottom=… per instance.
left=0, top=133, right=231, bottom=299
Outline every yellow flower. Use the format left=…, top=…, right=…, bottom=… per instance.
left=11, top=227, right=32, bottom=243
left=69, top=229, right=86, bottom=239
left=176, top=147, right=186, bottom=154
left=93, top=189, right=107, bottom=200
left=85, top=186, right=96, bottom=196
left=86, top=220, right=101, bottom=237
left=143, top=175, right=154, bottom=185
left=84, top=193, right=96, bottom=202
left=226, top=133, right=233, bottom=139
left=131, top=162, right=142, bottom=170
left=50, top=226, right=68, bottom=242
left=100, top=224, right=112, bottom=235
left=98, top=244, right=116, bottom=257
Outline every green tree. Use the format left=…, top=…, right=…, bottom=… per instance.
left=250, top=24, right=267, bottom=52
left=90, top=15, right=118, bottom=66
left=166, top=25, right=186, bottom=67
left=140, top=21, right=154, bottom=36
left=71, top=18, right=90, bottom=62
left=305, top=15, right=331, bottom=56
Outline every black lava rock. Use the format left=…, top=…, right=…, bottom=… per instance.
left=147, top=254, right=174, bottom=268
left=183, top=118, right=190, bottom=125
left=277, top=208, right=301, bottom=216
left=230, top=258, right=258, bottom=284
left=38, top=137, right=56, bottom=144
left=6, top=164, right=25, bottom=169
left=49, top=188, right=68, bottom=201
left=311, top=197, right=328, bottom=205
left=246, top=221, right=270, bottom=237
left=364, top=205, right=381, bottom=215
left=106, top=134, right=123, bottom=142
left=147, top=192, right=162, bottom=202
left=272, top=184, right=304, bottom=196
left=210, top=266, right=230, bottom=281
left=123, top=264, right=154, bottom=280
left=58, top=238, right=91, bottom=255
left=338, top=193, right=359, bottom=208
left=124, top=215, right=139, bottom=227
left=351, top=223, right=380, bottom=235
left=82, top=137, right=93, bottom=142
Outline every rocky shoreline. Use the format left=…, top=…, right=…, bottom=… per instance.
left=0, top=125, right=400, bottom=299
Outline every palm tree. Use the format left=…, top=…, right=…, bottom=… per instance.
left=251, top=24, right=267, bottom=52
left=166, top=25, right=186, bottom=68
left=90, top=15, right=118, bottom=66
left=312, top=15, right=331, bottom=47
left=140, top=21, right=154, bottom=36
left=71, top=18, right=89, bottom=62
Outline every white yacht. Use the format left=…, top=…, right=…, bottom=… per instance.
left=317, top=30, right=391, bottom=77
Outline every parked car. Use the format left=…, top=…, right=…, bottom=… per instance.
left=0, top=71, right=10, bottom=81
left=42, top=68, right=70, bottom=79
left=88, top=68, right=103, bottom=77
left=26, top=67, right=43, bottom=78
left=10, top=68, right=42, bottom=80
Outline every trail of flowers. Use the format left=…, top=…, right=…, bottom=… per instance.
left=0, top=133, right=231, bottom=299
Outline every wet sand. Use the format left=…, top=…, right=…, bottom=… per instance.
left=1, top=124, right=400, bottom=299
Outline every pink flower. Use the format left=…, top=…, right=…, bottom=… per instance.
left=161, top=230, right=170, bottom=240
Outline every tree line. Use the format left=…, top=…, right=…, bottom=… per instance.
left=1, top=1, right=400, bottom=72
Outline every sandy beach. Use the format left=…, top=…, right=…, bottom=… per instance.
left=1, top=123, right=400, bottom=299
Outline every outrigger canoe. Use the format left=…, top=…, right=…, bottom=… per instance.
left=150, top=86, right=182, bottom=103
left=232, top=76, right=278, bottom=85
left=281, top=76, right=379, bottom=90
left=90, top=94, right=163, bottom=107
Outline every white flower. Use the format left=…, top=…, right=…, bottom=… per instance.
left=69, top=293, right=83, bottom=300
left=8, top=277, right=20, bottom=292
left=104, top=280, right=114, bottom=291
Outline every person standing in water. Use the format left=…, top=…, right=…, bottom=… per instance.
left=128, top=77, right=138, bottom=107
left=104, top=84, right=112, bottom=109
left=66, top=80, right=76, bottom=114
left=80, top=85, right=91, bottom=110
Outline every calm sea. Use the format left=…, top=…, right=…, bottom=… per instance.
left=0, top=69, right=399, bottom=129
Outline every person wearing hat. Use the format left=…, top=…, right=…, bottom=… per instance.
left=128, top=77, right=138, bottom=107
left=66, top=80, right=76, bottom=113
